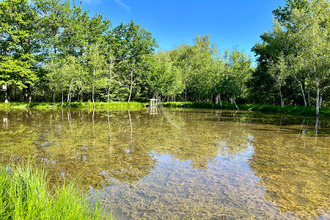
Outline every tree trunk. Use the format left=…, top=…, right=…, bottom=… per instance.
left=299, top=81, right=307, bottom=107
left=218, top=92, right=222, bottom=109
left=128, top=69, right=133, bottom=103
left=293, top=75, right=307, bottom=107
left=307, top=88, right=311, bottom=107
left=92, top=70, right=95, bottom=109
left=61, top=90, right=64, bottom=106
left=67, top=86, right=72, bottom=106
left=279, top=85, right=284, bottom=108
left=316, top=78, right=320, bottom=116
left=184, top=90, right=187, bottom=106
left=312, top=23, right=319, bottom=116
left=25, top=84, right=32, bottom=103
left=107, top=60, right=112, bottom=106
left=52, top=88, right=56, bottom=103
left=233, top=94, right=239, bottom=110
left=3, top=83, right=8, bottom=103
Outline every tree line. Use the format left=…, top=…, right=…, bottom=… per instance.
left=0, top=0, right=329, bottom=115
left=251, top=0, right=329, bottom=115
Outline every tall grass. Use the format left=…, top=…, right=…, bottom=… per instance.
left=0, top=163, right=109, bottom=220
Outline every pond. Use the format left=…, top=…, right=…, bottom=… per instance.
left=0, top=108, right=329, bottom=219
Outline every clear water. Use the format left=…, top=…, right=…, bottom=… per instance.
left=0, top=108, right=329, bottom=219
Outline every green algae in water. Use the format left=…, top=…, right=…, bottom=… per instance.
left=0, top=108, right=329, bottom=219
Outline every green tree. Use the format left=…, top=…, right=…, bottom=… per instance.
left=112, top=21, right=157, bottom=102
left=252, top=0, right=329, bottom=114
left=148, top=51, right=184, bottom=100
left=0, top=0, right=39, bottom=102
left=34, top=0, right=71, bottom=56
left=289, top=0, right=330, bottom=115
left=86, top=44, right=107, bottom=108
left=60, top=55, right=85, bottom=105
left=269, top=53, right=288, bottom=107
left=225, top=50, right=252, bottom=109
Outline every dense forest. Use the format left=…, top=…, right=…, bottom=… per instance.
left=0, top=0, right=329, bottom=114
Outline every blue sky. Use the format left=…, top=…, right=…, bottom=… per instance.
left=80, top=0, right=286, bottom=61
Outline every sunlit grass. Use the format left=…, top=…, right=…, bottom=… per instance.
left=0, top=163, right=111, bottom=220
left=0, top=101, right=146, bottom=110
left=1, top=101, right=329, bottom=116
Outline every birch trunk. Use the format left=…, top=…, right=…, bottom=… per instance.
left=67, top=78, right=73, bottom=106
left=233, top=94, right=239, bottom=110
left=92, top=69, right=95, bottom=109
left=294, top=76, right=307, bottom=107
left=279, top=85, right=284, bottom=108
left=128, top=69, right=133, bottom=103
left=67, top=85, right=71, bottom=105
left=316, top=78, right=320, bottom=116
left=3, top=83, right=8, bottom=103
left=107, top=60, right=112, bottom=106
left=308, top=88, right=311, bottom=107
left=218, top=92, right=222, bottom=109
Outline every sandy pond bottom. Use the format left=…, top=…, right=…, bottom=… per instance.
left=0, top=108, right=329, bottom=219
left=91, top=154, right=294, bottom=220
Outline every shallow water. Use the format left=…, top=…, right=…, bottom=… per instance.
left=0, top=108, right=329, bottom=219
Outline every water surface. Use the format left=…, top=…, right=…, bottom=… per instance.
left=0, top=108, right=329, bottom=219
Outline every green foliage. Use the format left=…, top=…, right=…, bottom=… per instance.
left=148, top=51, right=184, bottom=98
left=0, top=0, right=39, bottom=102
left=252, top=0, right=330, bottom=115
left=111, top=20, right=158, bottom=102
left=0, top=163, right=108, bottom=220
left=0, top=0, right=328, bottom=115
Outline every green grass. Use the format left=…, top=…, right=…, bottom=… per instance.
left=0, top=101, right=146, bottom=110
left=1, top=101, right=329, bottom=116
left=161, top=102, right=330, bottom=117
left=0, top=163, right=111, bottom=220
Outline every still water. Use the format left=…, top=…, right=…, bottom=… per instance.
left=0, top=108, right=329, bottom=219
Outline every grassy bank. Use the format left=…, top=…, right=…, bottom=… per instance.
left=161, top=102, right=330, bottom=117
left=0, top=163, right=111, bottom=220
left=1, top=101, right=329, bottom=117
left=0, top=101, right=146, bottom=110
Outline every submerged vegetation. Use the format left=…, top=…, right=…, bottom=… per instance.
left=0, top=0, right=329, bottom=116
left=0, top=163, right=109, bottom=220
left=0, top=109, right=328, bottom=218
